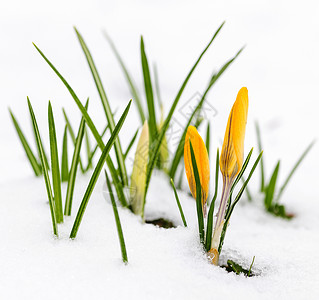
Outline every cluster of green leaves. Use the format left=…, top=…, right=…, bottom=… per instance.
left=223, top=256, right=255, bottom=277
left=254, top=122, right=315, bottom=219
left=104, top=22, right=243, bottom=188
left=171, top=143, right=262, bottom=259
left=11, top=23, right=243, bottom=262
left=11, top=96, right=131, bottom=262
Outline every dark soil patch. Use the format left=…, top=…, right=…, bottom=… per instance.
left=145, top=218, right=176, bottom=229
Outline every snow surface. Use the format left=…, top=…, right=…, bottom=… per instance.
left=1, top=0, right=319, bottom=299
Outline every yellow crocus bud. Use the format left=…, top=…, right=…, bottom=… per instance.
left=220, top=87, right=248, bottom=179
left=130, top=121, right=149, bottom=215
left=184, top=126, right=210, bottom=212
left=209, top=87, right=249, bottom=265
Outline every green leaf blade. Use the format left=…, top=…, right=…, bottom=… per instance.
left=9, top=109, right=42, bottom=176
left=205, top=148, right=219, bottom=251
left=265, top=161, right=280, bottom=209
left=33, top=43, right=127, bottom=207
left=169, top=46, right=243, bottom=181
left=142, top=22, right=225, bottom=217
left=103, top=31, right=145, bottom=124
left=48, top=102, right=63, bottom=223
left=170, top=179, right=187, bottom=227
left=219, top=151, right=263, bottom=253
left=61, top=125, right=69, bottom=182
left=276, top=140, right=315, bottom=202
left=104, top=170, right=128, bottom=263
left=70, top=100, right=131, bottom=239
left=64, top=101, right=88, bottom=216
left=141, top=37, right=157, bottom=144
left=189, top=140, right=204, bottom=245
left=74, top=27, right=128, bottom=187
left=28, top=98, right=58, bottom=237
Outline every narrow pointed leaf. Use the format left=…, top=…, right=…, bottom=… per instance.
left=84, top=126, right=92, bottom=170
left=170, top=179, right=187, bottom=227
left=153, top=63, right=163, bottom=109
left=28, top=99, right=58, bottom=236
left=123, top=128, right=139, bottom=160
left=48, top=102, right=63, bottom=223
left=104, top=170, right=128, bottom=263
left=255, top=122, right=265, bottom=192
left=205, top=122, right=210, bottom=158
left=84, top=124, right=109, bottom=172
left=103, top=30, right=145, bottom=123
left=74, top=27, right=128, bottom=186
left=62, top=108, right=85, bottom=173
left=142, top=22, right=225, bottom=217
left=169, top=47, right=243, bottom=180
left=9, top=109, right=42, bottom=176
left=265, top=161, right=280, bottom=209
left=29, top=105, right=50, bottom=171
left=64, top=101, right=88, bottom=216
left=70, top=100, right=131, bottom=238
left=33, top=43, right=127, bottom=207
left=276, top=140, right=315, bottom=202
left=141, top=37, right=157, bottom=144
left=189, top=141, right=204, bottom=245
left=219, top=151, right=263, bottom=253
left=205, top=148, right=219, bottom=251
left=61, top=125, right=69, bottom=182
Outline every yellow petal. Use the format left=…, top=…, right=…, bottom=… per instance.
left=184, top=126, right=210, bottom=206
left=130, top=121, right=149, bottom=215
left=220, top=87, right=249, bottom=179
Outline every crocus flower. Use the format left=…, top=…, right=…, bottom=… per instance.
left=209, top=87, right=249, bottom=264
left=130, top=121, right=149, bottom=215
left=184, top=126, right=210, bottom=214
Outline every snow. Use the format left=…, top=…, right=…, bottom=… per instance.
left=1, top=0, right=319, bottom=299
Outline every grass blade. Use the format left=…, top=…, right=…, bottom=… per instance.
left=123, top=128, right=139, bottom=160
left=103, top=30, right=145, bottom=124
left=28, top=98, right=58, bottom=236
left=70, top=100, right=131, bottom=238
left=141, top=37, right=157, bottom=144
left=177, top=165, right=184, bottom=189
left=84, top=124, right=109, bottom=172
left=84, top=126, right=92, bottom=170
left=229, top=148, right=254, bottom=198
left=264, top=161, right=280, bottom=209
left=189, top=141, right=204, bottom=245
left=9, top=109, right=42, bottom=176
left=169, top=47, right=243, bottom=180
left=170, top=179, right=187, bottom=227
left=64, top=101, right=88, bottom=216
left=29, top=108, right=50, bottom=172
left=142, top=22, right=226, bottom=218
left=61, top=125, right=69, bottom=182
left=33, top=43, right=127, bottom=207
left=104, top=170, right=128, bottom=263
left=219, top=151, right=263, bottom=253
left=205, top=122, right=210, bottom=158
left=276, top=140, right=315, bottom=202
left=247, top=256, right=255, bottom=277
left=153, top=63, right=163, bottom=109
left=74, top=27, right=128, bottom=187
left=205, top=148, right=219, bottom=251
left=48, top=102, right=63, bottom=223
left=255, top=122, right=265, bottom=192
left=242, top=176, right=253, bottom=201
left=62, top=108, right=85, bottom=173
